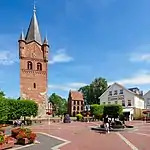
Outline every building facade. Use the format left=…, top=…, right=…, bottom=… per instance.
left=68, top=91, right=84, bottom=117
left=143, top=90, right=150, bottom=109
left=19, top=7, right=49, bottom=117
left=99, top=83, right=144, bottom=120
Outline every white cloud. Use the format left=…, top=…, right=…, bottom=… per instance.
left=129, top=53, right=150, bottom=63
left=109, top=70, right=150, bottom=86
left=0, top=51, right=17, bottom=65
left=49, top=49, right=74, bottom=64
left=48, top=82, right=87, bottom=91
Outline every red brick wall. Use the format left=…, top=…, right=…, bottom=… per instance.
left=19, top=41, right=48, bottom=105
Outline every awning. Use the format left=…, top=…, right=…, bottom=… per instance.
left=143, top=110, right=150, bottom=114
left=123, top=108, right=134, bottom=113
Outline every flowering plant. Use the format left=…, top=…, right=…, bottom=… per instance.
left=0, top=134, right=5, bottom=145
left=11, top=127, right=36, bottom=142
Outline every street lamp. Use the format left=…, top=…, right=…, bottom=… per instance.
left=84, top=105, right=91, bottom=123
left=46, top=102, right=52, bottom=125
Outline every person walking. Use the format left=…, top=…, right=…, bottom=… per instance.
left=104, top=115, right=110, bottom=133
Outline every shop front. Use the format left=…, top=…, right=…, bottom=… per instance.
left=123, top=107, right=134, bottom=121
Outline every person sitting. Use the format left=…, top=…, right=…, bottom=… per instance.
left=14, top=119, right=22, bottom=127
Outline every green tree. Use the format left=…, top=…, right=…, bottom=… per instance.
left=90, top=104, right=104, bottom=119
left=19, top=100, right=38, bottom=118
left=103, top=104, right=123, bottom=119
left=7, top=99, right=22, bottom=120
left=79, top=77, right=108, bottom=104
left=0, top=90, right=5, bottom=98
left=49, top=93, right=67, bottom=115
left=0, top=99, right=9, bottom=123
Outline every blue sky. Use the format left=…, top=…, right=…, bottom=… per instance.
left=1, top=0, right=150, bottom=98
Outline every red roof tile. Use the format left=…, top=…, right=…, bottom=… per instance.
left=70, top=91, right=84, bottom=101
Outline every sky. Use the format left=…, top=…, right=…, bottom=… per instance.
left=1, top=0, right=150, bottom=99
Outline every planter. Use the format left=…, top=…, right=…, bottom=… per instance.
left=11, top=128, right=21, bottom=138
left=17, top=138, right=30, bottom=145
left=11, top=127, right=36, bottom=145
left=0, top=141, right=14, bottom=150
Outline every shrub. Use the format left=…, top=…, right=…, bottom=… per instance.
left=76, top=114, right=83, bottom=121
left=0, top=134, right=5, bottom=145
left=0, top=98, right=38, bottom=123
left=103, top=104, right=123, bottom=119
left=0, top=99, right=9, bottom=123
left=91, top=104, right=104, bottom=119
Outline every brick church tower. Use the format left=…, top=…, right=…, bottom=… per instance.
left=18, top=7, right=49, bottom=117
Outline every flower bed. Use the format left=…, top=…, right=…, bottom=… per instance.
left=0, top=131, right=15, bottom=150
left=11, top=127, right=36, bottom=145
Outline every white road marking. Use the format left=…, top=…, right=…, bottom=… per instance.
left=11, top=140, right=40, bottom=150
left=134, top=132, right=150, bottom=137
left=116, top=132, right=139, bottom=150
left=36, top=132, right=71, bottom=150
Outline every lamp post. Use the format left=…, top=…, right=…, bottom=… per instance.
left=84, top=105, right=91, bottom=123
left=46, top=102, right=52, bottom=125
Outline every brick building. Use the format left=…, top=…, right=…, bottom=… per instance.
left=68, top=90, right=84, bottom=117
left=18, top=6, right=49, bottom=117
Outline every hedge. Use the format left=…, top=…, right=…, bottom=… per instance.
left=0, top=98, right=38, bottom=123
left=90, top=104, right=123, bottom=119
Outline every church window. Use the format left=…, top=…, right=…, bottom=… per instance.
left=27, top=61, right=32, bottom=70
left=37, top=62, right=42, bottom=71
left=33, top=83, right=36, bottom=89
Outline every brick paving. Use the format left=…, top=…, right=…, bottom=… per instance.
left=28, top=121, right=150, bottom=150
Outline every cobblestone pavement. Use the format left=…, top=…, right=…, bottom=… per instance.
left=29, top=121, right=150, bottom=150
left=7, top=121, right=150, bottom=150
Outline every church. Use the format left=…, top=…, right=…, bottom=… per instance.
left=18, top=6, right=50, bottom=117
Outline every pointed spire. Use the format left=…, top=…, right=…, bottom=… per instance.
left=19, top=30, right=25, bottom=41
left=25, top=4, right=42, bottom=45
left=43, top=33, right=49, bottom=45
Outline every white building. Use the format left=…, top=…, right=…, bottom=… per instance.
left=99, top=83, right=144, bottom=120
left=143, top=90, right=150, bottom=109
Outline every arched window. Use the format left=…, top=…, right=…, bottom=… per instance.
left=27, top=61, right=32, bottom=70
left=33, top=83, right=36, bottom=89
left=37, top=62, right=42, bottom=71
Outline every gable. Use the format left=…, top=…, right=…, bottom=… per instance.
left=24, top=42, right=43, bottom=59
left=144, top=90, right=150, bottom=97
left=99, top=83, right=134, bottom=100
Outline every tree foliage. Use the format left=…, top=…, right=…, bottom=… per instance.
left=90, top=104, right=104, bottom=117
left=103, top=104, right=123, bottom=118
left=0, top=90, right=5, bottom=98
left=0, top=99, right=9, bottom=123
left=79, top=77, right=108, bottom=104
left=0, top=97, right=38, bottom=123
left=90, top=104, right=123, bottom=119
left=49, top=93, right=67, bottom=115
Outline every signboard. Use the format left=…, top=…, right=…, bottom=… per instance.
left=108, top=95, right=124, bottom=101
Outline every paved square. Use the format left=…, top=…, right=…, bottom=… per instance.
left=29, top=121, right=150, bottom=150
